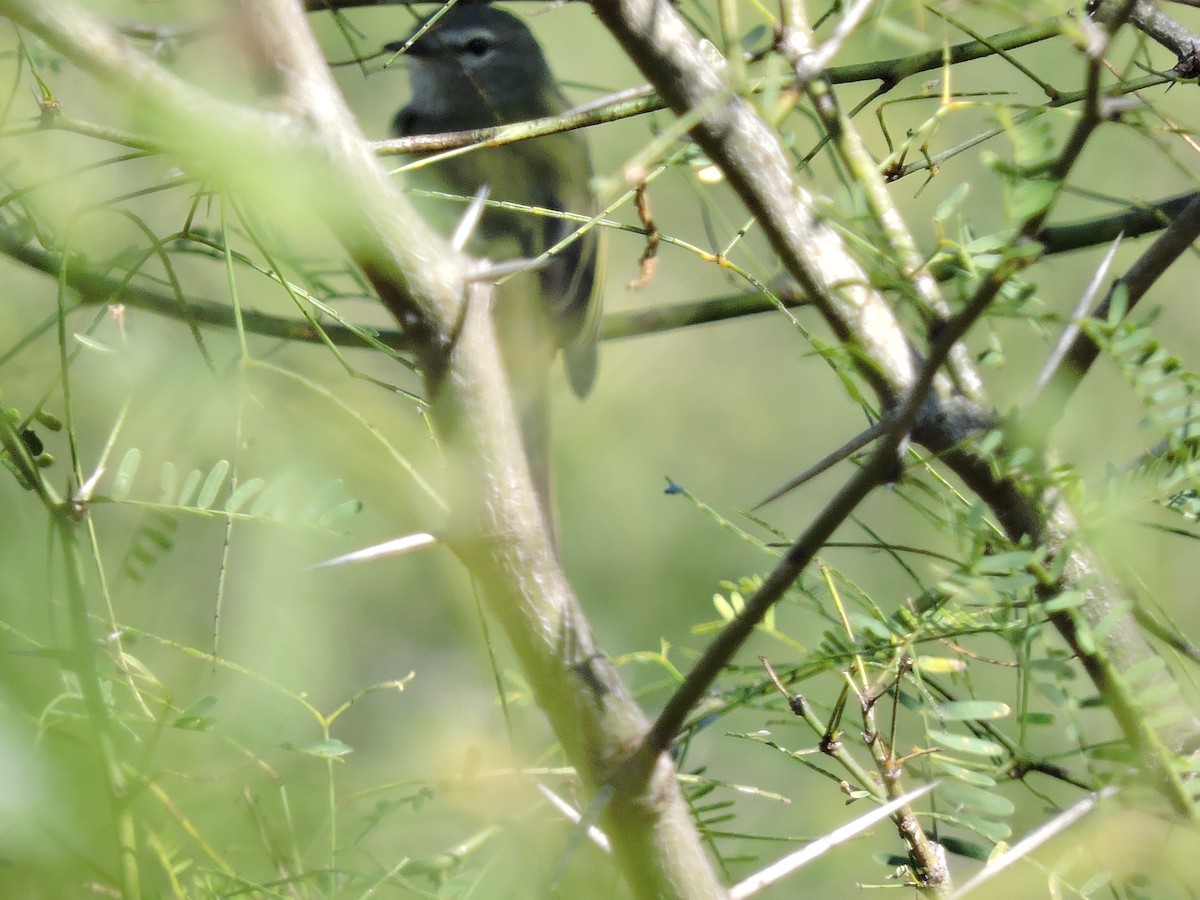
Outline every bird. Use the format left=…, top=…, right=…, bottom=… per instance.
left=389, top=4, right=603, bottom=536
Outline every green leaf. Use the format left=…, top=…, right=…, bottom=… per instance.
left=317, top=498, right=363, bottom=529
left=249, top=473, right=298, bottom=518
left=956, top=813, right=1012, bottom=843
left=195, top=459, right=230, bottom=510
left=938, top=835, right=992, bottom=861
left=932, top=759, right=997, bottom=788
left=940, top=782, right=1015, bottom=818
left=1092, top=602, right=1133, bottom=642
left=300, top=478, right=346, bottom=523
left=1027, top=656, right=1075, bottom=679
left=1107, top=282, right=1129, bottom=326
left=974, top=550, right=1035, bottom=576
left=288, top=738, right=354, bottom=761
left=1079, top=871, right=1113, bottom=895
left=1122, top=655, right=1167, bottom=687
left=1019, top=711, right=1055, bottom=726
left=1074, top=624, right=1097, bottom=655
left=177, top=468, right=202, bottom=506
left=34, top=409, right=62, bottom=431
left=1032, top=681, right=1070, bottom=710
left=1009, top=177, right=1057, bottom=221
left=120, top=653, right=164, bottom=689
left=915, top=656, right=967, bottom=675
left=173, top=695, right=218, bottom=731
left=111, top=448, right=141, bottom=501
left=1007, top=110, right=1054, bottom=168
left=159, top=461, right=177, bottom=504
left=224, top=477, right=266, bottom=514
left=929, top=701, right=1011, bottom=722
left=935, top=183, right=969, bottom=220
left=1042, top=591, right=1084, bottom=612
left=180, top=695, right=217, bottom=717
left=1137, top=680, right=1183, bottom=710
left=926, top=729, right=1004, bottom=758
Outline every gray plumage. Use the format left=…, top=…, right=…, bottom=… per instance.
left=390, top=5, right=602, bottom=398
left=390, top=5, right=603, bottom=537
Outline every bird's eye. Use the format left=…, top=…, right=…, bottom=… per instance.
left=463, top=36, right=491, bottom=57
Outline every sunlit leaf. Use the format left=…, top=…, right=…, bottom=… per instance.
left=926, top=729, right=1004, bottom=758
left=929, top=701, right=1011, bottom=722
left=177, top=468, right=202, bottom=507
left=286, top=738, right=354, bottom=761
left=195, top=459, right=230, bottom=510
left=915, top=656, right=967, bottom=675
left=940, top=782, right=1015, bottom=819
left=111, top=448, right=141, bottom=501
left=224, top=477, right=266, bottom=514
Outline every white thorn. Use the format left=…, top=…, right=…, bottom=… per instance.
left=309, top=531, right=438, bottom=569
left=452, top=185, right=490, bottom=252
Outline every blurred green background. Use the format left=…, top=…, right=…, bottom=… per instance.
left=4, top=1, right=1200, bottom=896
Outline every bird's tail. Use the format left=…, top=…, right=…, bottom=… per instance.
left=519, top=368, right=559, bottom=551
left=495, top=283, right=562, bottom=552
